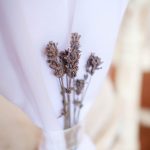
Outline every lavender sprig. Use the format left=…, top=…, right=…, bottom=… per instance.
left=45, top=33, right=103, bottom=129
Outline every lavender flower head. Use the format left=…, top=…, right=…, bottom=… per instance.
left=86, top=53, right=103, bottom=75
left=59, top=33, right=81, bottom=78
left=46, top=42, right=64, bottom=78
left=75, top=79, right=85, bottom=95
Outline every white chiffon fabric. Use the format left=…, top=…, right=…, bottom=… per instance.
left=0, top=0, right=128, bottom=149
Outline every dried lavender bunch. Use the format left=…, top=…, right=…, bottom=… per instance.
left=45, top=33, right=103, bottom=129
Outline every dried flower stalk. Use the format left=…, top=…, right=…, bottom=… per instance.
left=45, top=33, right=103, bottom=129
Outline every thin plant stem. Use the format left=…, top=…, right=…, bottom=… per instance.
left=74, top=96, right=79, bottom=124
left=76, top=75, right=92, bottom=122
left=59, top=77, right=68, bottom=129
left=69, top=77, right=73, bottom=126
left=81, top=75, right=92, bottom=103
left=73, top=78, right=76, bottom=125
left=66, top=75, right=71, bottom=128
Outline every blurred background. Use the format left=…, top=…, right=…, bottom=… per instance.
left=114, top=0, right=150, bottom=150
left=113, top=0, right=150, bottom=149
left=85, top=0, right=150, bottom=149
